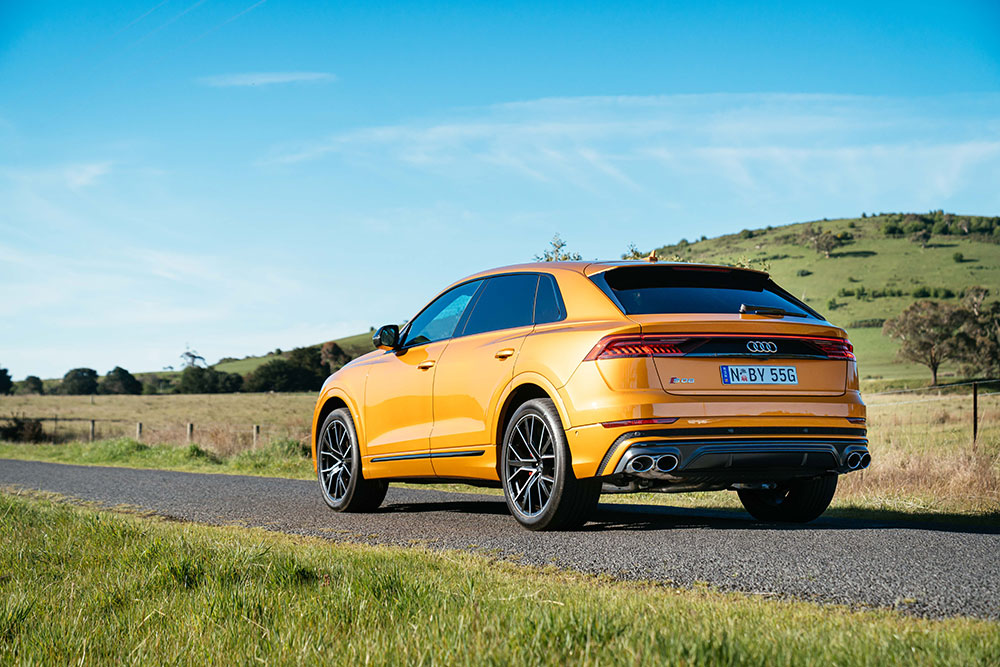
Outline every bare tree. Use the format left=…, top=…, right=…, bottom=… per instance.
left=535, top=234, right=583, bottom=262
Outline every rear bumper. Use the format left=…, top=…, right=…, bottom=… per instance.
left=603, top=437, right=869, bottom=481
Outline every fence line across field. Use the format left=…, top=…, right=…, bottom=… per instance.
left=17, top=416, right=297, bottom=448
left=866, top=378, right=1000, bottom=396
left=15, top=380, right=997, bottom=448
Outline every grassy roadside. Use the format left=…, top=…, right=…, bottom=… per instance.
left=2, top=438, right=997, bottom=526
left=2, top=492, right=998, bottom=664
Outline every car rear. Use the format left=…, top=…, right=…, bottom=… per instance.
left=557, top=262, right=868, bottom=514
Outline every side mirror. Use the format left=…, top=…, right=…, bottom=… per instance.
left=372, top=324, right=400, bottom=351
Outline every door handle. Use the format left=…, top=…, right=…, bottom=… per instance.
left=417, top=360, right=436, bottom=370
left=494, top=348, right=515, bottom=360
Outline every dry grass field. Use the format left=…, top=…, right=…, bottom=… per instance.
left=2, top=389, right=998, bottom=517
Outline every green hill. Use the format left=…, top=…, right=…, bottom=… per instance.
left=650, top=212, right=999, bottom=384
left=211, top=212, right=999, bottom=387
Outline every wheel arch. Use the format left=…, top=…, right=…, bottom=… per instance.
left=312, top=389, right=362, bottom=470
left=492, top=373, right=570, bottom=475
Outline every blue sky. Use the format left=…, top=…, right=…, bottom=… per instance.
left=2, top=1, right=999, bottom=380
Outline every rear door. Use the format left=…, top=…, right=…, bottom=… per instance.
left=429, top=273, right=539, bottom=478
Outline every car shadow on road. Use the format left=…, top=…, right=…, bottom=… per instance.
left=380, top=495, right=1000, bottom=535
left=588, top=503, right=1000, bottom=535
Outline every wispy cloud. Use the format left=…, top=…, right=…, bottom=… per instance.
left=266, top=93, right=1000, bottom=204
left=198, top=71, right=335, bottom=87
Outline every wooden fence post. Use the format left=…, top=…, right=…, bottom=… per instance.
left=186, top=423, right=194, bottom=443
left=136, top=422, right=143, bottom=441
left=89, top=420, right=95, bottom=442
left=253, top=424, right=260, bottom=448
left=53, top=415, right=58, bottom=442
left=972, top=382, right=979, bottom=448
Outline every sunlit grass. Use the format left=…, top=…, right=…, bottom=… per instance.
left=2, top=493, right=998, bottom=665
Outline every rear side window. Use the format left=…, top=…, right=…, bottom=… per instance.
left=592, top=266, right=821, bottom=319
left=534, top=274, right=565, bottom=324
left=462, top=274, right=539, bottom=336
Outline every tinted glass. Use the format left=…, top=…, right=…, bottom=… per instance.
left=534, top=274, right=564, bottom=324
left=462, top=274, right=539, bottom=336
left=403, top=280, right=482, bottom=347
left=596, top=266, right=820, bottom=318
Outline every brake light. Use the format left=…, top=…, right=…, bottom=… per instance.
left=812, top=338, right=855, bottom=360
left=585, top=335, right=688, bottom=361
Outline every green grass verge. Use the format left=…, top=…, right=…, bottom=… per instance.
left=0, top=438, right=314, bottom=479
left=2, top=493, right=997, bottom=664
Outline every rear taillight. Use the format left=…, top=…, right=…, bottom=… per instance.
left=585, top=335, right=688, bottom=361
left=812, top=338, right=855, bottom=360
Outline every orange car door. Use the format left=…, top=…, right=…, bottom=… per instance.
left=430, top=274, right=540, bottom=479
left=362, top=280, right=482, bottom=478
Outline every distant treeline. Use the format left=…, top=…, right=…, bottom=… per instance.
left=1, top=341, right=357, bottom=396
left=876, top=211, right=1000, bottom=241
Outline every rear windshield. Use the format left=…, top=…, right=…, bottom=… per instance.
left=592, top=266, right=822, bottom=319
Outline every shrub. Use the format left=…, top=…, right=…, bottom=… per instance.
left=796, top=269, right=812, bottom=277
left=953, top=252, right=964, bottom=263
left=0, top=367, right=12, bottom=395
left=848, top=318, right=886, bottom=328
left=245, top=358, right=319, bottom=393
left=19, top=376, right=44, bottom=395
left=99, top=366, right=142, bottom=395
left=177, top=366, right=243, bottom=394
left=0, top=415, right=44, bottom=442
left=883, top=221, right=903, bottom=236
left=61, top=368, right=98, bottom=395
left=739, top=229, right=754, bottom=239
left=826, top=298, right=839, bottom=311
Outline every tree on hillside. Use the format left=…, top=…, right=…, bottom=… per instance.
left=953, top=287, right=1000, bottom=378
left=535, top=234, right=582, bottom=262
left=800, top=224, right=841, bottom=258
left=177, top=366, right=242, bottom=394
left=320, top=341, right=351, bottom=373
left=99, top=367, right=142, bottom=395
left=0, top=366, right=12, bottom=395
left=910, top=229, right=932, bottom=247
left=20, top=376, right=44, bottom=395
left=244, top=358, right=317, bottom=392
left=882, top=301, right=964, bottom=385
left=621, top=243, right=645, bottom=260
left=61, top=368, right=99, bottom=395
left=179, top=347, right=207, bottom=368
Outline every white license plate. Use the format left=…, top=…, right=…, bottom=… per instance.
left=720, top=365, right=798, bottom=385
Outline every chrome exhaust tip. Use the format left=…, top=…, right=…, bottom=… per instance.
left=628, top=455, right=654, bottom=473
left=859, top=453, right=871, bottom=469
left=655, top=454, right=679, bottom=473
left=846, top=452, right=862, bottom=470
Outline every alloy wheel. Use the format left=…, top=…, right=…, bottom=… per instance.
left=504, top=413, right=556, bottom=517
left=319, top=418, right=353, bottom=503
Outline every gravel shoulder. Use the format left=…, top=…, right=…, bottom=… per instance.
left=2, top=458, right=997, bottom=619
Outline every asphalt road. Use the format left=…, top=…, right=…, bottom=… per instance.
left=2, top=458, right=998, bottom=620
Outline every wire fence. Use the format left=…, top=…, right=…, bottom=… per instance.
left=7, top=416, right=309, bottom=456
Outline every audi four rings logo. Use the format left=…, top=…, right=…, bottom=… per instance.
left=747, top=340, right=778, bottom=353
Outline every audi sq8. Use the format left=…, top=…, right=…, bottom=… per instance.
left=311, top=261, right=868, bottom=530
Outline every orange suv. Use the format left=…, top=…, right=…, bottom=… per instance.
left=311, top=261, right=868, bottom=530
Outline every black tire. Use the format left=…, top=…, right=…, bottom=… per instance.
left=500, top=398, right=601, bottom=531
left=737, top=474, right=838, bottom=523
left=317, top=408, right=388, bottom=512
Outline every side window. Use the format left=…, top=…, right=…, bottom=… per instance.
left=462, top=274, right=539, bottom=336
left=403, top=280, right=482, bottom=348
left=534, top=274, right=565, bottom=324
